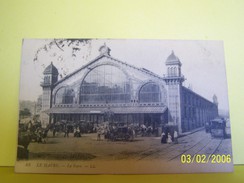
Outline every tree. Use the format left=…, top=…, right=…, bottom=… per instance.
left=33, top=39, right=91, bottom=79
left=19, top=108, right=31, bottom=118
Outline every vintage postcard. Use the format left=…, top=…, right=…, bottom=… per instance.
left=15, top=39, right=233, bottom=174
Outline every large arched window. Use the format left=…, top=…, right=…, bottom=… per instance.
left=55, top=87, right=75, bottom=104
left=139, top=83, right=161, bottom=103
left=80, top=65, right=131, bottom=104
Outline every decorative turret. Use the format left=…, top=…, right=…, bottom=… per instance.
left=99, top=43, right=111, bottom=56
left=164, top=51, right=185, bottom=84
left=40, top=62, right=59, bottom=124
left=41, top=62, right=59, bottom=87
left=166, top=51, right=182, bottom=78
left=163, top=51, right=185, bottom=134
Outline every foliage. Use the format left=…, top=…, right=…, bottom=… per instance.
left=19, top=108, right=31, bottom=117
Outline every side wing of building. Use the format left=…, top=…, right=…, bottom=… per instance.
left=180, top=86, right=218, bottom=133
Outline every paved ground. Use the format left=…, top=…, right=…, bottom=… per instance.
left=28, top=129, right=232, bottom=162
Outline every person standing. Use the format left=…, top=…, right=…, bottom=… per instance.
left=174, top=130, right=178, bottom=144
left=161, top=132, right=166, bottom=144
left=167, top=133, right=172, bottom=144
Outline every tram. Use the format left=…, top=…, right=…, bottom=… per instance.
left=210, top=118, right=226, bottom=138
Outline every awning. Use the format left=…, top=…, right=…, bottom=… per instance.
left=44, top=105, right=167, bottom=114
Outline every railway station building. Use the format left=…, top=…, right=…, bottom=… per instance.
left=41, top=44, right=218, bottom=134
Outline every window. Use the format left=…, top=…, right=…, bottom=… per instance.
left=55, top=87, right=75, bottom=104
left=80, top=65, right=130, bottom=103
left=139, top=83, right=161, bottom=103
left=174, top=67, right=177, bottom=76
left=44, top=76, right=51, bottom=84
left=168, top=67, right=171, bottom=76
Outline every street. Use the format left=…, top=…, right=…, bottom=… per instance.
left=28, top=129, right=232, bottom=162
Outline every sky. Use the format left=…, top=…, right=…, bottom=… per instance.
left=19, top=39, right=229, bottom=111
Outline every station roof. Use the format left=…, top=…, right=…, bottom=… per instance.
left=44, top=105, right=167, bottom=114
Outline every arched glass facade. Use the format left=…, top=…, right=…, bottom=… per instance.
left=55, top=87, right=75, bottom=104
left=139, top=83, right=161, bottom=103
left=80, top=65, right=131, bottom=104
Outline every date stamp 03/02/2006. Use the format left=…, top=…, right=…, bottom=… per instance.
left=181, top=154, right=232, bottom=164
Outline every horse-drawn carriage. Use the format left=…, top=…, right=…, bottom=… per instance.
left=51, top=120, right=74, bottom=137
left=51, top=120, right=96, bottom=137
left=73, top=120, right=95, bottom=137
left=111, top=126, right=135, bottom=141
left=105, top=122, right=135, bottom=141
left=76, top=120, right=95, bottom=134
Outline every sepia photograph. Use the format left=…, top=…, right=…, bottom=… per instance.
left=15, top=39, right=233, bottom=174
